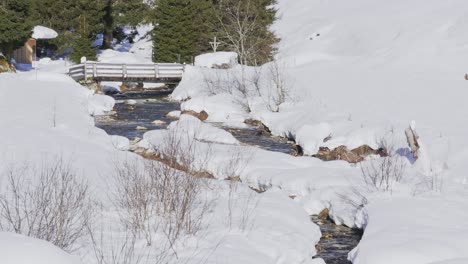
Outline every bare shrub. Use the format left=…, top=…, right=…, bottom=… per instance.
left=202, top=70, right=227, bottom=96
left=154, top=126, right=213, bottom=177
left=202, top=68, right=252, bottom=113
left=217, top=145, right=253, bottom=181
left=263, top=59, right=288, bottom=112
left=88, top=223, right=150, bottom=264
left=411, top=164, right=444, bottom=196
left=113, top=159, right=210, bottom=249
left=250, top=66, right=263, bottom=97
left=226, top=182, right=259, bottom=232
left=360, top=139, right=406, bottom=193
left=0, top=159, right=94, bottom=252
left=113, top=160, right=155, bottom=245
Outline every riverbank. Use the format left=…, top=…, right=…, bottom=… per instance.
left=0, top=64, right=322, bottom=264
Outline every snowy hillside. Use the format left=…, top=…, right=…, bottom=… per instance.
left=2, top=1, right=468, bottom=264
left=171, top=0, right=468, bottom=263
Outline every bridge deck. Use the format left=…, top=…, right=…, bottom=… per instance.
left=69, top=62, right=185, bottom=83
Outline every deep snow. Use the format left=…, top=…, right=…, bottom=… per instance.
left=3, top=0, right=468, bottom=263
left=0, top=61, right=320, bottom=263
left=168, top=0, right=468, bottom=263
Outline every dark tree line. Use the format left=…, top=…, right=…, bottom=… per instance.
left=1, top=0, right=278, bottom=65
left=153, top=0, right=278, bottom=65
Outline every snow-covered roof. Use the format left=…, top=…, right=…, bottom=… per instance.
left=32, top=25, right=58, bottom=39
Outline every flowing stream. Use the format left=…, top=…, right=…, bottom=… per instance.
left=95, top=91, right=362, bottom=264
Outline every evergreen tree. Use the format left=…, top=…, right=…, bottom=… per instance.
left=70, top=35, right=96, bottom=63
left=101, top=0, right=150, bottom=49
left=70, top=15, right=97, bottom=63
left=31, top=0, right=104, bottom=54
left=0, top=0, right=33, bottom=59
left=152, top=0, right=214, bottom=63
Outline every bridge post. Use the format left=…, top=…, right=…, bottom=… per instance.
left=154, top=64, right=159, bottom=78
left=123, top=64, right=127, bottom=79
left=92, top=63, right=97, bottom=78
left=84, top=62, right=87, bottom=82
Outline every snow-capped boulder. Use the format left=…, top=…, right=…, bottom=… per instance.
left=110, top=135, right=130, bottom=151
left=194, top=52, right=238, bottom=68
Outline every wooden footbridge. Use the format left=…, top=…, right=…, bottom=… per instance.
left=68, top=62, right=185, bottom=83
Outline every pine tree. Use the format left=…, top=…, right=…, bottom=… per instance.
left=0, top=0, right=33, bottom=59
left=31, top=0, right=104, bottom=54
left=70, top=15, right=97, bottom=63
left=101, top=0, right=150, bottom=49
left=70, top=35, right=96, bottom=63
left=152, top=0, right=214, bottom=63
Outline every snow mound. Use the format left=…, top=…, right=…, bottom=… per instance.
left=195, top=52, right=238, bottom=68
left=88, top=94, right=115, bottom=116
left=0, top=232, right=80, bottom=264
left=32, top=25, right=58, bottom=39
left=98, top=49, right=153, bottom=64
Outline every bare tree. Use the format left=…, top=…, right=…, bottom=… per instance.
left=263, top=59, right=288, bottom=112
left=0, top=159, right=94, bottom=252
left=214, top=0, right=277, bottom=65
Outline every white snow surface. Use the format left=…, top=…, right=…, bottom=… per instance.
left=32, top=25, right=58, bottom=39
left=0, top=232, right=80, bottom=264
left=0, top=60, right=319, bottom=263
left=5, top=0, right=468, bottom=262
left=194, top=52, right=238, bottom=68
left=170, top=0, right=468, bottom=263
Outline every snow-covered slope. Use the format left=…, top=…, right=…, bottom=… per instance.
left=271, top=1, right=468, bottom=263
left=0, top=232, right=80, bottom=264
left=273, top=0, right=468, bottom=153
left=171, top=1, right=468, bottom=263
left=0, top=60, right=320, bottom=264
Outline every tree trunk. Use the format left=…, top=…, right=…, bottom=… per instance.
left=101, top=0, right=114, bottom=50
left=405, top=126, right=420, bottom=160
left=102, top=29, right=113, bottom=50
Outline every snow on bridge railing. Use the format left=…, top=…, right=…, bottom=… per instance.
left=68, top=62, right=185, bottom=83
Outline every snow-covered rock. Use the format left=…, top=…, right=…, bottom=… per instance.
left=88, top=94, right=115, bottom=116
left=194, top=52, right=238, bottom=68
left=110, top=135, right=130, bottom=151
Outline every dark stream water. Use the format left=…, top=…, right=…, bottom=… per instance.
left=95, top=92, right=362, bottom=264
left=311, top=216, right=363, bottom=264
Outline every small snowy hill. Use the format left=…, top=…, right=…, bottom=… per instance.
left=270, top=1, right=468, bottom=263
left=273, top=0, right=468, bottom=176
left=274, top=0, right=468, bottom=122
left=0, top=232, right=80, bottom=264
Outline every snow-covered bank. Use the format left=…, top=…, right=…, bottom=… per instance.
left=0, top=70, right=118, bottom=197
left=0, top=61, right=320, bottom=263
left=169, top=0, right=468, bottom=263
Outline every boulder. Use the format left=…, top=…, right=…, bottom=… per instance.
left=151, top=120, right=167, bottom=126
left=166, top=111, right=181, bottom=119
left=136, top=126, right=148, bottom=131
left=318, top=208, right=330, bottom=220
left=124, top=99, right=137, bottom=105
left=120, top=82, right=144, bottom=91
left=244, top=119, right=272, bottom=136
left=181, top=110, right=209, bottom=121
left=0, top=55, right=15, bottom=73
left=313, top=144, right=386, bottom=163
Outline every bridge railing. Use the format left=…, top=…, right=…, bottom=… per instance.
left=69, top=62, right=185, bottom=82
